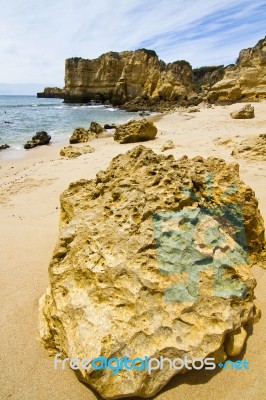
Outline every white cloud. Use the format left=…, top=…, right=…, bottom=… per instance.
left=0, top=0, right=265, bottom=89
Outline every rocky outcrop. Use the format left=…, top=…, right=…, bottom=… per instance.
left=208, top=37, right=266, bottom=102
left=214, top=137, right=234, bottom=147
left=192, top=65, right=225, bottom=93
left=104, top=123, right=116, bottom=130
left=139, top=111, right=151, bottom=117
left=188, top=107, right=200, bottom=113
left=161, top=140, right=175, bottom=151
left=24, top=131, right=51, bottom=149
left=0, top=143, right=10, bottom=150
left=63, top=50, right=194, bottom=105
left=69, top=128, right=94, bottom=144
left=113, top=119, right=157, bottom=143
left=230, top=104, right=255, bottom=119
left=37, top=87, right=65, bottom=98
left=121, top=98, right=180, bottom=112
left=69, top=122, right=104, bottom=144
left=39, top=146, right=264, bottom=399
left=90, top=121, right=104, bottom=135
left=60, top=144, right=94, bottom=158
left=232, top=134, right=266, bottom=161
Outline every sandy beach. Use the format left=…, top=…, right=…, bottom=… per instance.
left=0, top=101, right=265, bottom=400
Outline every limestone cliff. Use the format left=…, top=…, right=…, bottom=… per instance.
left=63, top=49, right=194, bottom=104
left=209, top=37, right=266, bottom=102
left=38, top=37, right=266, bottom=106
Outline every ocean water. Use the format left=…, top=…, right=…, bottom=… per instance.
left=0, top=95, right=139, bottom=155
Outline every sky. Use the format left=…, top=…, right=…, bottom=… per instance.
left=0, top=0, right=265, bottom=94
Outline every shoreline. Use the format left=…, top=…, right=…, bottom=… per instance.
left=0, top=109, right=161, bottom=162
left=0, top=96, right=144, bottom=155
left=0, top=100, right=265, bottom=400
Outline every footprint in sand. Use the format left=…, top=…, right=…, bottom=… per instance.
left=0, top=178, right=57, bottom=205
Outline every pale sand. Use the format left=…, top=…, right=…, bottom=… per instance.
left=0, top=101, right=265, bottom=400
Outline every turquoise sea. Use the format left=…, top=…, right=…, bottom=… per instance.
left=0, top=95, right=139, bottom=156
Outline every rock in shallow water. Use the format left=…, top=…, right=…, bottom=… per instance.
left=0, top=143, right=10, bottom=150
left=24, top=131, right=51, bottom=149
left=104, top=123, right=116, bottom=130
left=39, top=146, right=264, bottom=399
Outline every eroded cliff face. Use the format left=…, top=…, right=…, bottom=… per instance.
left=38, top=37, right=266, bottom=106
left=192, top=66, right=225, bottom=93
left=63, top=49, right=194, bottom=104
left=208, top=37, right=266, bottom=102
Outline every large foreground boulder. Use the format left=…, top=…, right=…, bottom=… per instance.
left=114, top=119, right=157, bottom=143
left=39, top=146, right=264, bottom=399
left=24, top=131, right=51, bottom=149
left=230, top=104, right=255, bottom=119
